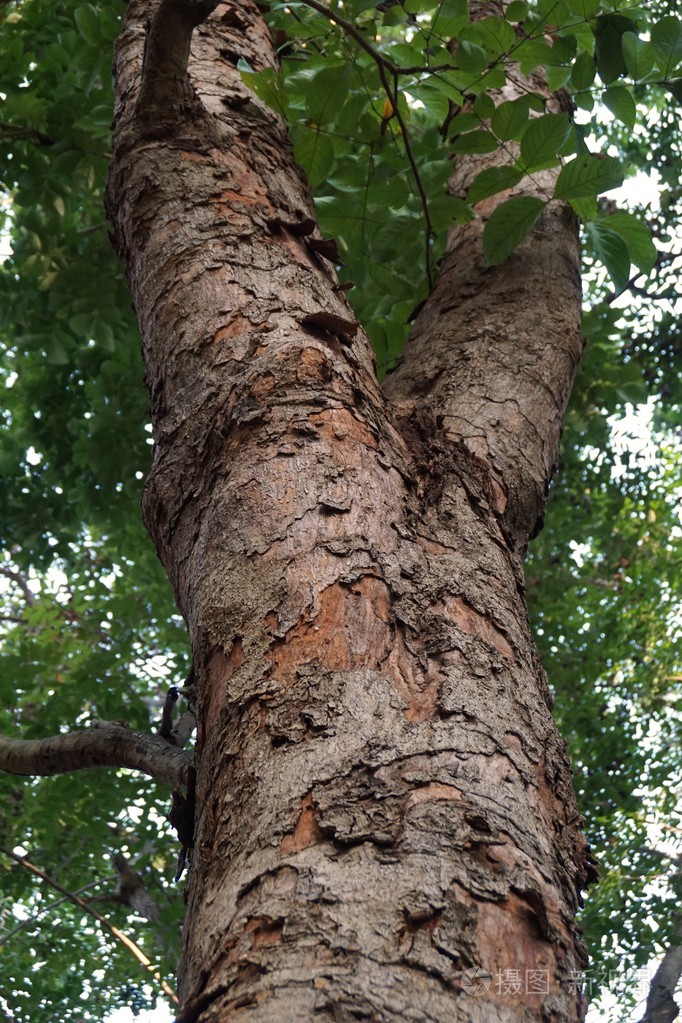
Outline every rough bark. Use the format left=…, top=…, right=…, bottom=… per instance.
left=106, top=2, right=592, bottom=1021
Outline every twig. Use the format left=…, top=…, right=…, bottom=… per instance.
left=377, top=62, right=434, bottom=285
left=293, top=0, right=399, bottom=72
left=289, top=0, right=435, bottom=283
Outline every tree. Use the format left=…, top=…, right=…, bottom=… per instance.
left=1, top=0, right=680, bottom=1021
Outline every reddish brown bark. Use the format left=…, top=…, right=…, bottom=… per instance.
left=106, top=2, right=592, bottom=1020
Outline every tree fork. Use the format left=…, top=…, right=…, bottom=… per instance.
left=106, top=2, right=592, bottom=1020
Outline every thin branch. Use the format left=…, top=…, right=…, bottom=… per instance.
left=0, top=846, right=178, bottom=1007
left=76, top=220, right=107, bottom=236
left=0, top=120, right=54, bottom=146
left=0, top=565, right=36, bottom=606
left=90, top=855, right=161, bottom=923
left=290, top=0, right=435, bottom=284
left=378, top=62, right=434, bottom=286
left=0, top=722, right=192, bottom=790
left=0, top=875, right=113, bottom=943
left=638, top=914, right=682, bottom=1023
left=293, top=0, right=399, bottom=72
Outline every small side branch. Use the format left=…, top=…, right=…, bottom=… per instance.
left=639, top=851, right=682, bottom=1023
left=0, top=565, right=36, bottom=606
left=136, top=0, right=220, bottom=120
left=105, top=854, right=161, bottom=923
left=0, top=845, right=178, bottom=1008
left=295, top=0, right=434, bottom=283
left=638, top=915, right=682, bottom=1023
left=0, top=723, right=192, bottom=790
left=0, top=120, right=55, bottom=146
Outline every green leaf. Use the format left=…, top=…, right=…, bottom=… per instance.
left=586, top=222, right=630, bottom=290
left=457, top=40, right=489, bottom=73
left=483, top=196, right=546, bottom=265
left=449, top=113, right=481, bottom=133
left=603, top=211, right=657, bottom=273
left=45, top=335, right=70, bottom=365
left=451, top=130, right=498, bottom=154
left=293, top=129, right=334, bottom=186
left=428, top=194, right=477, bottom=224
left=431, top=11, right=469, bottom=38
left=473, top=92, right=495, bottom=119
left=471, top=67, right=507, bottom=92
left=491, top=100, right=529, bottom=141
left=667, top=78, right=682, bottom=104
left=572, top=52, right=597, bottom=91
left=516, top=37, right=554, bottom=75
left=519, top=113, right=571, bottom=172
left=238, top=62, right=286, bottom=116
left=465, top=16, right=515, bottom=56
left=546, top=64, right=572, bottom=91
left=409, top=83, right=450, bottom=121
left=74, top=4, right=100, bottom=45
left=565, top=0, right=600, bottom=17
left=594, top=14, right=637, bottom=83
left=650, top=15, right=682, bottom=77
left=553, top=155, right=624, bottom=199
left=603, top=85, right=636, bottom=128
left=548, top=35, right=577, bottom=66
left=621, top=32, right=655, bottom=81
left=506, top=1, right=528, bottom=20
left=305, top=65, right=352, bottom=126
left=467, top=166, right=524, bottom=204
left=569, top=197, right=599, bottom=222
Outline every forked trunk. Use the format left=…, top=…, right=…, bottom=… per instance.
left=106, top=2, right=591, bottom=1020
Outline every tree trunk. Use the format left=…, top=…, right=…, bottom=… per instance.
left=106, top=2, right=592, bottom=1020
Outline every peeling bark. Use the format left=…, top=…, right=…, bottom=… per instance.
left=106, top=2, right=592, bottom=1021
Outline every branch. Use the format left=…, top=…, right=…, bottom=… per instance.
left=0, top=875, right=113, bottom=943
left=377, top=62, right=434, bottom=286
left=98, top=854, right=161, bottom=922
left=0, top=845, right=178, bottom=1008
left=0, top=120, right=54, bottom=146
left=136, top=0, right=220, bottom=119
left=638, top=914, right=682, bottom=1023
left=296, top=0, right=399, bottom=71
left=0, top=722, right=192, bottom=789
left=637, top=850, right=682, bottom=1023
left=294, top=0, right=434, bottom=283
left=0, top=565, right=35, bottom=606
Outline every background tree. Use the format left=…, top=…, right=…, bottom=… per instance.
left=0, top=0, right=680, bottom=1021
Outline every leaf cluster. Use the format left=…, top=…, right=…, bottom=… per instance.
left=239, top=0, right=682, bottom=360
